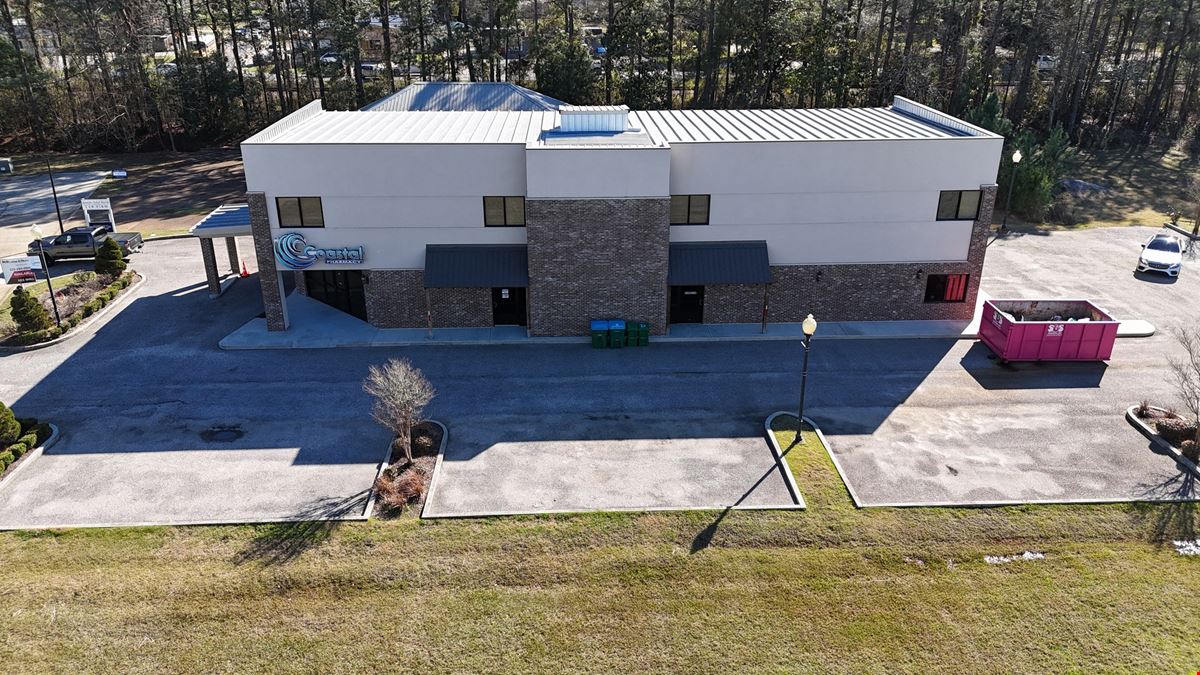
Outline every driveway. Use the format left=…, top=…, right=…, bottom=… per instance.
left=0, top=238, right=390, bottom=529
left=424, top=415, right=799, bottom=517
left=826, top=226, right=1200, bottom=506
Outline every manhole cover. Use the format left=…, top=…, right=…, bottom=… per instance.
left=201, top=426, right=244, bottom=443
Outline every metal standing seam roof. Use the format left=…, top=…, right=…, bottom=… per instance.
left=189, top=203, right=252, bottom=238
left=361, top=82, right=565, bottom=112
left=245, top=96, right=999, bottom=145
left=668, top=241, right=771, bottom=285
left=423, top=244, right=529, bottom=288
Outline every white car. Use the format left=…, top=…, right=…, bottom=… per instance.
left=1137, top=233, right=1184, bottom=276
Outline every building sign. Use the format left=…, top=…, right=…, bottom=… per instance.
left=2, top=255, right=39, bottom=282
left=81, top=197, right=116, bottom=231
left=274, top=232, right=364, bottom=270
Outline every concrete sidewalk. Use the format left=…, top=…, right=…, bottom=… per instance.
left=220, top=291, right=1155, bottom=350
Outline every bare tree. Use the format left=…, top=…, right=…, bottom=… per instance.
left=1168, top=325, right=1200, bottom=444
left=1186, top=173, right=1200, bottom=238
left=363, top=358, right=435, bottom=465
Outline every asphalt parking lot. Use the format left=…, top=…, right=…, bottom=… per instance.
left=424, top=415, right=799, bottom=517
left=0, top=226, right=1195, bottom=528
left=826, top=226, right=1199, bottom=505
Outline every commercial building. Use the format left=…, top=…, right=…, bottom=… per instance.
left=239, top=92, right=1003, bottom=336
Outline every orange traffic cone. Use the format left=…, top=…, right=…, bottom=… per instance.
left=240, top=259, right=250, bottom=278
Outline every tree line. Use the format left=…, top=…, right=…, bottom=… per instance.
left=0, top=0, right=1195, bottom=154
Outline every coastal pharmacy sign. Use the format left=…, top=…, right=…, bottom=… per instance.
left=274, top=232, right=364, bottom=270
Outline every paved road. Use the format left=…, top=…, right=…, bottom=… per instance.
left=0, top=227, right=1194, bottom=527
left=0, top=171, right=107, bottom=256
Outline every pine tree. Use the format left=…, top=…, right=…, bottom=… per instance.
left=0, top=401, right=18, bottom=447
left=9, top=286, right=51, bottom=333
left=94, top=237, right=127, bottom=277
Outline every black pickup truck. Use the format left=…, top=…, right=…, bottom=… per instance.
left=27, top=226, right=144, bottom=265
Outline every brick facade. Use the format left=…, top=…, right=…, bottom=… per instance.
left=199, top=237, right=220, bottom=297
left=247, top=192, right=288, bottom=331
left=225, top=237, right=240, bottom=275
left=525, top=198, right=669, bottom=336
left=702, top=184, right=998, bottom=323
left=363, top=270, right=492, bottom=329
left=294, top=270, right=308, bottom=296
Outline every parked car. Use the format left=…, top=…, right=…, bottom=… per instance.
left=155, top=62, right=178, bottom=76
left=27, top=226, right=143, bottom=265
left=1136, top=233, right=1184, bottom=277
left=319, top=51, right=342, bottom=64
left=360, top=61, right=399, bottom=78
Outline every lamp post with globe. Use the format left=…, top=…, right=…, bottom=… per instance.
left=29, top=224, right=62, bottom=328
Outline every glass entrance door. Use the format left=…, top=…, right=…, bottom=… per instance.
left=304, top=270, right=367, bottom=321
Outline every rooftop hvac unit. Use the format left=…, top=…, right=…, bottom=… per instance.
left=557, top=105, right=634, bottom=133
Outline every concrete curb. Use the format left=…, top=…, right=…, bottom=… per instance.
left=762, top=412, right=808, bottom=508
left=417, top=420, right=451, bottom=519
left=141, top=233, right=194, bottom=242
left=0, top=272, right=146, bottom=353
left=365, top=419, right=447, bottom=519
left=1125, top=405, right=1200, bottom=480
left=0, top=423, right=60, bottom=493
left=766, top=411, right=855, bottom=508
left=1164, top=222, right=1200, bottom=241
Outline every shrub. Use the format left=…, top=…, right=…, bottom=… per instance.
left=1156, top=417, right=1198, bottom=447
left=0, top=450, right=13, bottom=471
left=0, top=403, right=19, bottom=446
left=374, top=466, right=427, bottom=511
left=1134, top=400, right=1152, bottom=418
left=71, top=270, right=97, bottom=285
left=6, top=442, right=26, bottom=458
left=94, top=238, right=127, bottom=276
left=1181, top=440, right=1200, bottom=461
left=17, top=432, right=36, bottom=449
left=9, top=286, right=52, bottom=333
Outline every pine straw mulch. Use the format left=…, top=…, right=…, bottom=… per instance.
left=373, top=421, right=443, bottom=517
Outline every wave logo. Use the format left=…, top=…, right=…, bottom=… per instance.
left=274, top=232, right=317, bottom=269
left=273, top=232, right=364, bottom=270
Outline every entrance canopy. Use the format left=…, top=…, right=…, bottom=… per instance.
left=189, top=203, right=252, bottom=239
left=424, top=244, right=529, bottom=288
left=668, top=241, right=771, bottom=285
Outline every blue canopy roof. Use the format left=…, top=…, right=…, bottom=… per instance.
left=190, top=204, right=252, bottom=238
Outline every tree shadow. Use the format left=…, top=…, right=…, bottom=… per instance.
left=232, top=489, right=368, bottom=566
left=1131, top=471, right=1197, bottom=545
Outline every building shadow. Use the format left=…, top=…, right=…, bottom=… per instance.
left=231, top=489, right=368, bottom=566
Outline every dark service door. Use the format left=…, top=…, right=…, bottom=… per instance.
left=304, top=270, right=367, bottom=321
left=670, top=285, right=704, bottom=323
left=492, top=287, right=527, bottom=326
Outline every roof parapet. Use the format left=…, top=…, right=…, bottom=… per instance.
left=557, top=105, right=638, bottom=133
left=243, top=100, right=324, bottom=144
left=891, top=96, right=1000, bottom=138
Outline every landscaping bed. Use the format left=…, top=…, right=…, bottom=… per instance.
left=0, top=270, right=139, bottom=346
left=0, top=414, right=52, bottom=480
left=372, top=421, right=443, bottom=516
left=1128, top=403, right=1200, bottom=468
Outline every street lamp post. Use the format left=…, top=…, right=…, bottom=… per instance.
left=29, top=224, right=62, bottom=329
left=797, top=313, right=818, bottom=441
left=1000, top=149, right=1023, bottom=233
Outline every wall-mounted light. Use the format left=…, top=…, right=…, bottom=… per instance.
left=815, top=270, right=824, bottom=282
left=915, top=269, right=924, bottom=279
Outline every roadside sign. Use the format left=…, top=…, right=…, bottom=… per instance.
left=112, top=168, right=128, bottom=178
left=1, top=255, right=39, bottom=282
left=82, top=197, right=116, bottom=231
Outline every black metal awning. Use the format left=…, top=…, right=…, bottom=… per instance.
left=668, top=241, right=771, bottom=285
left=424, top=244, right=529, bottom=288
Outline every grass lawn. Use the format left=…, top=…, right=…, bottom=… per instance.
left=0, top=416, right=1196, bottom=672
left=1004, top=145, right=1197, bottom=233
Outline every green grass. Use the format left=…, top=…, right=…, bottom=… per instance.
left=0, top=416, right=1196, bottom=672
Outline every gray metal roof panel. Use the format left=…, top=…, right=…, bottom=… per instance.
left=362, top=82, right=566, bottom=112
left=668, top=241, right=771, bottom=285
left=423, top=244, right=529, bottom=288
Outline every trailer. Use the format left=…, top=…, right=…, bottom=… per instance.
left=979, top=299, right=1120, bottom=362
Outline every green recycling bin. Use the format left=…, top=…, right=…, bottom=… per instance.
left=590, top=320, right=608, bottom=349
left=626, top=322, right=639, bottom=346
left=636, top=321, right=650, bottom=346
left=608, top=320, right=626, bottom=349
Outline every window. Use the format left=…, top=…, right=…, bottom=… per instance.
left=483, top=196, right=525, bottom=226
left=276, top=197, right=324, bottom=227
left=670, top=195, right=710, bottom=224
left=924, top=273, right=969, bottom=303
left=936, top=190, right=981, bottom=221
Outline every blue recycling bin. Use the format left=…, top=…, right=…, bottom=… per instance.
left=590, top=320, right=609, bottom=349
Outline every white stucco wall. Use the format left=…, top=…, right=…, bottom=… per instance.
left=667, top=137, right=1003, bottom=264
left=242, top=142, right=528, bottom=269
left=525, top=146, right=670, bottom=199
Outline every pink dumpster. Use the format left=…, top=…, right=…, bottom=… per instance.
left=979, top=299, right=1119, bottom=362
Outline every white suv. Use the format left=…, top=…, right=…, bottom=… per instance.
left=1137, top=233, right=1184, bottom=277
